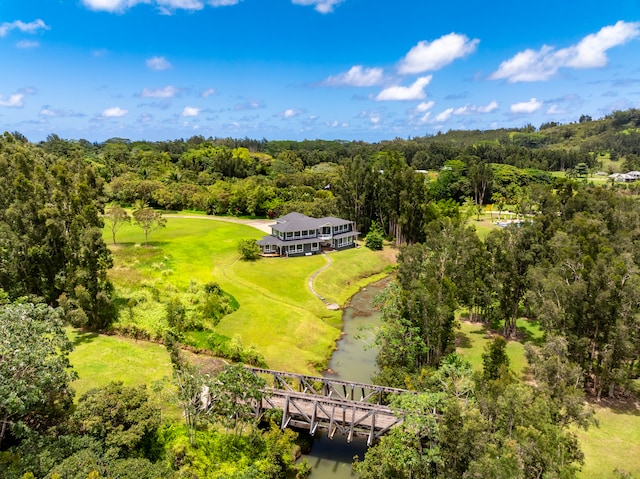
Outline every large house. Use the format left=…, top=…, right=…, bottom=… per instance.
left=256, top=212, right=359, bottom=257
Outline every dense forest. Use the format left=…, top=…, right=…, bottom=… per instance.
left=2, top=109, right=640, bottom=478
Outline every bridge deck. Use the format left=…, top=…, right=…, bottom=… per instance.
left=245, top=367, right=410, bottom=445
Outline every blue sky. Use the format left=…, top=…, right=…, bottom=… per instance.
left=1, top=0, right=640, bottom=142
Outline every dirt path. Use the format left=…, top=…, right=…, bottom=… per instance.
left=308, top=253, right=340, bottom=310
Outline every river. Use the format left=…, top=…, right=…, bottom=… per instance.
left=303, top=278, right=389, bottom=478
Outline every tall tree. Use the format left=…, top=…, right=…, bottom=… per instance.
left=0, top=133, right=114, bottom=329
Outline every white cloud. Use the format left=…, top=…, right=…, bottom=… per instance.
left=39, top=106, right=83, bottom=118
left=0, top=19, right=49, bottom=37
left=376, top=76, right=432, bottom=101
left=101, top=106, right=128, bottom=118
left=208, top=0, right=241, bottom=5
left=159, top=0, right=204, bottom=9
left=0, top=93, right=25, bottom=108
left=434, top=108, right=454, bottom=122
left=82, top=0, right=240, bottom=12
left=546, top=104, right=565, bottom=115
left=510, top=98, right=543, bottom=114
left=291, top=0, right=344, bottom=14
left=398, top=33, right=479, bottom=75
left=477, top=100, right=499, bottom=113
left=235, top=99, right=264, bottom=111
left=182, top=106, right=201, bottom=117
left=324, top=65, right=385, bottom=87
left=16, top=40, right=40, bottom=49
left=415, top=101, right=435, bottom=112
left=146, top=56, right=172, bottom=70
left=280, top=108, right=303, bottom=119
left=201, top=88, right=217, bottom=98
left=452, top=100, right=499, bottom=115
left=491, top=21, right=640, bottom=82
left=140, top=86, right=179, bottom=98
left=82, top=0, right=145, bottom=13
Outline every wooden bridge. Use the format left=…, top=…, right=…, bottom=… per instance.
left=246, top=367, right=409, bottom=445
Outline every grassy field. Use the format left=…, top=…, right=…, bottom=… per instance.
left=455, top=319, right=640, bottom=478
left=103, top=216, right=395, bottom=374
left=94, top=215, right=640, bottom=477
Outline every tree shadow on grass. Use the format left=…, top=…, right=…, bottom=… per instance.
left=72, top=329, right=99, bottom=346
left=455, top=331, right=473, bottom=349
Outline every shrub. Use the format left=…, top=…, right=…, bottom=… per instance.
left=365, top=222, right=384, bottom=250
left=237, top=239, right=261, bottom=260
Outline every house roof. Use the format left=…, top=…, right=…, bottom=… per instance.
left=270, top=212, right=352, bottom=233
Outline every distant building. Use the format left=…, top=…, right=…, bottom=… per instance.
left=256, top=212, right=359, bottom=257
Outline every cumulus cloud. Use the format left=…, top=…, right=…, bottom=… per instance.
left=453, top=100, right=499, bottom=115
left=0, top=19, right=49, bottom=37
left=0, top=93, right=25, bottom=108
left=291, top=0, right=344, bottom=14
left=146, top=56, right=172, bottom=70
left=491, top=21, right=640, bottom=82
left=140, top=86, right=179, bottom=98
left=182, top=106, right=201, bottom=116
left=324, top=65, right=385, bottom=87
left=415, top=101, right=435, bottom=113
left=398, top=33, right=479, bottom=75
left=510, top=98, right=543, bottom=114
left=433, top=108, right=454, bottom=123
left=279, top=108, right=303, bottom=119
left=376, top=76, right=432, bottom=101
left=101, top=106, right=128, bottom=118
left=408, top=101, right=435, bottom=125
left=82, top=0, right=143, bottom=12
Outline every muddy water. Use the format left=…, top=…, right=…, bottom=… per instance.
left=303, top=278, right=389, bottom=478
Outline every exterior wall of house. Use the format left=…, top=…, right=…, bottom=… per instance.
left=258, top=213, right=358, bottom=257
left=281, top=242, right=321, bottom=256
left=333, top=235, right=356, bottom=250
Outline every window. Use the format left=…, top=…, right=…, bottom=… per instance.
left=296, top=244, right=303, bottom=253
left=311, top=242, right=319, bottom=251
left=286, top=232, right=293, bottom=239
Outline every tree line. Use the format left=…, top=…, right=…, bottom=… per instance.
left=357, top=181, right=640, bottom=478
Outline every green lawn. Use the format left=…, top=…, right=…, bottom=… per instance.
left=455, top=318, right=543, bottom=378
left=104, top=216, right=394, bottom=375
left=576, top=405, right=640, bottom=479
left=456, top=319, right=640, bottom=478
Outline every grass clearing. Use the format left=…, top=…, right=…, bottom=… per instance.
left=576, top=405, right=640, bottom=478
left=455, top=318, right=542, bottom=378
left=456, top=318, right=640, bottom=478
left=104, top=216, right=394, bottom=375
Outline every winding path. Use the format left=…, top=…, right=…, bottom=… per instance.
left=308, top=253, right=340, bottom=310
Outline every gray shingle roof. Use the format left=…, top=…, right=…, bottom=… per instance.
left=269, top=213, right=352, bottom=233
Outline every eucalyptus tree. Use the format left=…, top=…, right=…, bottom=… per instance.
left=0, top=133, right=114, bottom=329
